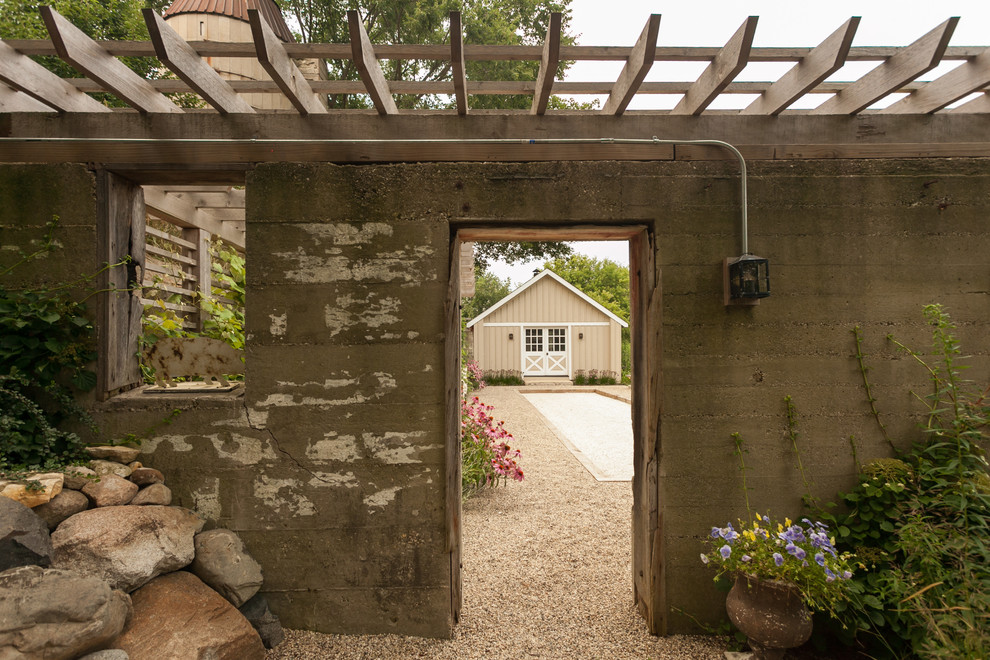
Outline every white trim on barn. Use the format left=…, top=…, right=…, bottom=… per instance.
left=465, top=270, right=628, bottom=329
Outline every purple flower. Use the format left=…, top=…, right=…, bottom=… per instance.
left=773, top=553, right=784, bottom=566
left=794, top=547, right=806, bottom=561
left=710, top=527, right=721, bottom=538
left=825, top=568, right=836, bottom=583
left=815, top=553, right=825, bottom=567
left=700, top=553, right=709, bottom=564
left=785, top=542, right=799, bottom=556
left=720, top=545, right=732, bottom=560
left=741, top=555, right=752, bottom=563
left=842, top=570, right=852, bottom=579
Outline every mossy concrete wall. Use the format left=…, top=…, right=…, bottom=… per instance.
left=3, top=160, right=988, bottom=637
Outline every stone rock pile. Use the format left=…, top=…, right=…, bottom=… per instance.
left=0, top=445, right=283, bottom=659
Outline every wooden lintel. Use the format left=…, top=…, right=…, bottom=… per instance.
left=881, top=46, right=990, bottom=114
left=347, top=10, right=398, bottom=115
left=950, top=91, right=990, bottom=113
left=531, top=12, right=562, bottom=116
left=601, top=14, right=661, bottom=116
left=40, top=7, right=181, bottom=114
left=812, top=17, right=960, bottom=116
left=0, top=39, right=111, bottom=112
left=742, top=17, right=859, bottom=116
left=671, top=16, right=758, bottom=116
left=144, top=186, right=245, bottom=249
left=248, top=8, right=327, bottom=116
left=457, top=226, right=647, bottom=241
left=450, top=12, right=468, bottom=115
left=143, top=9, right=254, bottom=115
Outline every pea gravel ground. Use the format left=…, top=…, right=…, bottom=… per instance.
left=268, top=387, right=727, bottom=659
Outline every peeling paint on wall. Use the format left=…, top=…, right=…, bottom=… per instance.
left=258, top=372, right=397, bottom=408
left=363, top=486, right=401, bottom=512
left=191, top=478, right=221, bottom=520
left=254, top=475, right=316, bottom=516
left=323, top=294, right=402, bottom=337
left=362, top=431, right=431, bottom=464
left=306, top=432, right=360, bottom=462
left=141, top=434, right=195, bottom=453
left=270, top=312, right=287, bottom=337
left=302, top=222, right=393, bottom=245
left=308, top=471, right=358, bottom=488
left=209, top=433, right=278, bottom=465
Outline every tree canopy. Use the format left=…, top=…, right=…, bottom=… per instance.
left=460, top=267, right=512, bottom=322
left=542, top=253, right=629, bottom=322
left=473, top=241, right=574, bottom=272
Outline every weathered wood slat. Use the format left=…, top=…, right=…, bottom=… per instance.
left=143, top=9, right=255, bottom=115
left=5, top=38, right=984, bottom=63
left=347, top=10, right=398, bottom=115
left=146, top=226, right=198, bottom=250
left=145, top=186, right=246, bottom=249
left=248, top=8, right=327, bottom=116
left=143, top=281, right=196, bottom=298
left=671, top=16, right=758, bottom=116
left=880, top=46, right=990, bottom=114
left=811, top=18, right=959, bottom=115
left=741, top=17, right=859, bottom=116
left=0, top=39, right=111, bottom=112
left=601, top=14, right=661, bottom=116
left=444, top=236, right=463, bottom=625
left=144, top=259, right=196, bottom=281
left=450, top=12, right=468, bottom=116
left=950, top=91, right=990, bottom=113
left=140, top=298, right=198, bottom=313
left=41, top=7, right=181, bottom=114
left=146, top=242, right=196, bottom=265
left=0, top=83, right=55, bottom=111
left=531, top=12, right=562, bottom=116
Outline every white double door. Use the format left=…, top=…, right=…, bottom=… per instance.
left=523, top=327, right=568, bottom=376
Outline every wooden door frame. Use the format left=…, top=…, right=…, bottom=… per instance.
left=451, top=224, right=663, bottom=633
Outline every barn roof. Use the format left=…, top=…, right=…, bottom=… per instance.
left=466, top=270, right=629, bottom=329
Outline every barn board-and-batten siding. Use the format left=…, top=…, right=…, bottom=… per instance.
left=468, top=271, right=627, bottom=377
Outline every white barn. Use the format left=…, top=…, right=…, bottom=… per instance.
left=466, top=270, right=628, bottom=380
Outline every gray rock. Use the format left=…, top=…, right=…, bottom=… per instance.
left=239, top=593, right=284, bottom=649
left=0, top=496, right=52, bottom=570
left=51, top=505, right=204, bottom=592
left=33, top=489, right=90, bottom=530
left=86, top=445, right=141, bottom=464
left=128, top=467, right=164, bottom=487
left=89, top=460, right=133, bottom=479
left=63, top=466, right=98, bottom=490
left=82, top=474, right=138, bottom=507
left=130, top=483, right=172, bottom=506
left=190, top=529, right=263, bottom=607
left=0, top=565, right=131, bottom=660
left=79, top=650, right=130, bottom=660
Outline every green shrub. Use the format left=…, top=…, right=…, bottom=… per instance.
left=482, top=369, right=524, bottom=386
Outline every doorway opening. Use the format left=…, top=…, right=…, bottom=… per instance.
left=448, top=225, right=664, bottom=639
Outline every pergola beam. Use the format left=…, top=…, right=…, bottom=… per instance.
left=881, top=46, right=990, bottom=114
left=450, top=11, right=468, bottom=115
left=601, top=14, right=661, bottom=116
left=248, top=8, right=327, bottom=116
left=671, top=16, right=758, bottom=116
left=811, top=17, right=959, bottom=115
left=143, top=9, right=255, bottom=115
left=144, top=186, right=245, bottom=249
left=950, top=91, right=990, bottom=113
left=40, top=6, right=181, bottom=114
left=531, top=12, right=562, bottom=115
left=347, top=10, right=398, bottom=115
left=0, top=83, right=55, bottom=111
left=741, top=17, right=859, bottom=116
left=0, top=39, right=111, bottom=112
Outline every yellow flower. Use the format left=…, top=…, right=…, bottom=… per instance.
left=777, top=523, right=784, bottom=533
left=785, top=518, right=792, bottom=527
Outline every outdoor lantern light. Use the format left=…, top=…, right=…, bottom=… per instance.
left=579, top=332, right=584, bottom=339
left=725, top=254, right=770, bottom=304
left=509, top=333, right=513, bottom=340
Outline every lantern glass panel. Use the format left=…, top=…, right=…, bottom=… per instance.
left=728, top=255, right=770, bottom=299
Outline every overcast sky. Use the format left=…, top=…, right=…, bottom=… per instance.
left=485, top=0, right=989, bottom=286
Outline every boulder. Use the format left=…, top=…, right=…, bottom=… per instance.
left=86, top=446, right=141, bottom=464
left=112, top=571, right=265, bottom=660
left=90, top=460, right=133, bottom=479
left=127, top=467, right=164, bottom=487
left=0, top=496, right=52, bottom=570
left=239, top=594, right=284, bottom=650
left=51, top=505, right=204, bottom=592
left=0, top=565, right=131, bottom=660
left=127, top=462, right=143, bottom=470
left=190, top=529, right=263, bottom=607
left=63, top=466, right=98, bottom=490
left=82, top=474, right=138, bottom=507
left=0, top=473, right=64, bottom=508
left=32, top=489, right=90, bottom=531
left=130, top=483, right=172, bottom=506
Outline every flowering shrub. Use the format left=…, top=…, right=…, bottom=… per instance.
left=573, top=369, right=618, bottom=386
left=463, top=359, right=485, bottom=392
left=461, top=396, right=523, bottom=496
left=702, top=513, right=855, bottom=616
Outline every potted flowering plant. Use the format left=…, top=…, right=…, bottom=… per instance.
left=701, top=513, right=855, bottom=659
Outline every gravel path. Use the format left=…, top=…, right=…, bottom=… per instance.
left=268, top=387, right=727, bottom=659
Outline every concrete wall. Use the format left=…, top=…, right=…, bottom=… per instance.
left=3, top=159, right=988, bottom=637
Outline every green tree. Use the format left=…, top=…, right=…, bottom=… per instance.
left=280, top=0, right=585, bottom=109
left=473, top=240, right=573, bottom=272
left=460, top=266, right=511, bottom=322
left=543, top=253, right=631, bottom=380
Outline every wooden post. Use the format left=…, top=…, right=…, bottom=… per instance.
left=445, top=234, right=463, bottom=626
left=183, top=227, right=212, bottom=332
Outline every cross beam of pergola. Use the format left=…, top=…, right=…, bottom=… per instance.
left=2, top=9, right=989, bottom=117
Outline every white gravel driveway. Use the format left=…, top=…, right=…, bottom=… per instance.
left=268, top=386, right=726, bottom=660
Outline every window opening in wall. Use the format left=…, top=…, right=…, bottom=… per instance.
left=457, top=233, right=644, bottom=639
left=140, top=185, right=246, bottom=392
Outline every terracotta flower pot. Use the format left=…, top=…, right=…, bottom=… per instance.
left=725, top=573, right=813, bottom=660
